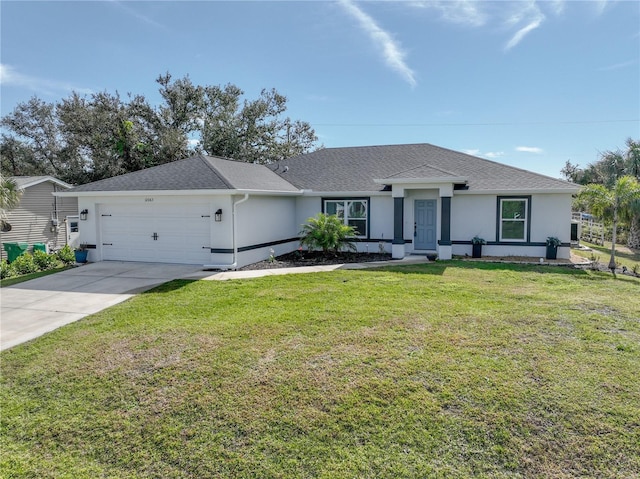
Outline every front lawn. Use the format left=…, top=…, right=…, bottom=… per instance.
left=573, top=241, right=640, bottom=272
left=1, top=262, right=638, bottom=478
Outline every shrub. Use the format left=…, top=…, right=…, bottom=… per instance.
left=11, top=253, right=38, bottom=275
left=1, top=259, right=15, bottom=279
left=57, top=245, right=76, bottom=265
left=33, top=250, right=58, bottom=271
left=299, top=213, right=357, bottom=254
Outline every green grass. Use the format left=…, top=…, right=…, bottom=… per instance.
left=1, top=262, right=639, bottom=478
left=0, top=265, right=75, bottom=288
left=573, top=241, right=640, bottom=271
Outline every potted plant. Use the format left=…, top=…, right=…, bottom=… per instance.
left=545, top=236, right=561, bottom=260
left=74, top=244, right=89, bottom=263
left=471, top=236, right=486, bottom=258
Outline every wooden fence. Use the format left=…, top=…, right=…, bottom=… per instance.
left=572, top=212, right=605, bottom=245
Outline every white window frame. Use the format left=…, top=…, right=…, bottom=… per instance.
left=499, top=197, right=529, bottom=242
left=323, top=199, right=368, bottom=238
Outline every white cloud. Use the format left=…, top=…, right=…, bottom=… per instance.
left=547, top=0, right=565, bottom=16
left=516, top=146, right=544, bottom=154
left=593, top=0, right=609, bottom=16
left=504, top=2, right=545, bottom=51
left=599, top=60, right=637, bottom=71
left=410, top=1, right=568, bottom=50
left=0, top=64, right=92, bottom=96
left=462, top=149, right=481, bottom=156
left=462, top=149, right=503, bottom=159
left=338, top=0, right=417, bottom=87
left=411, top=0, right=487, bottom=27
left=108, top=0, right=166, bottom=29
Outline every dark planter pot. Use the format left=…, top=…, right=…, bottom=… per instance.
left=74, top=250, right=88, bottom=263
left=545, top=245, right=558, bottom=260
left=472, top=243, right=482, bottom=258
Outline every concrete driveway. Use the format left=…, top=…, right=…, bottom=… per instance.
left=1, top=262, right=212, bottom=351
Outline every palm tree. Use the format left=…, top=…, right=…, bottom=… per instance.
left=578, top=175, right=640, bottom=274
left=0, top=174, right=22, bottom=229
left=624, top=138, right=640, bottom=180
left=299, top=213, right=357, bottom=254
left=623, top=138, right=640, bottom=249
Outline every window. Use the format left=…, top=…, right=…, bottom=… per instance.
left=499, top=198, right=528, bottom=241
left=324, top=199, right=368, bottom=237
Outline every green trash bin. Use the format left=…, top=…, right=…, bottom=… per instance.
left=3, top=242, right=29, bottom=262
left=33, top=243, right=47, bottom=253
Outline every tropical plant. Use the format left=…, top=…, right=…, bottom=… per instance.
left=299, top=213, right=357, bottom=254
left=0, top=173, right=22, bottom=229
left=546, top=237, right=561, bottom=247
left=578, top=175, right=640, bottom=273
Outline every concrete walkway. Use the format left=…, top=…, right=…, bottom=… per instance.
left=1, top=257, right=430, bottom=351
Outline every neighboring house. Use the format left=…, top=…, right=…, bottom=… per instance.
left=55, top=144, right=579, bottom=268
left=1, top=176, right=79, bottom=260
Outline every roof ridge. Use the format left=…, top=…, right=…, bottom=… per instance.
left=200, top=155, right=234, bottom=189
left=386, top=162, right=460, bottom=179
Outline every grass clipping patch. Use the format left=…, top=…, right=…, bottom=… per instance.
left=2, top=262, right=639, bottom=478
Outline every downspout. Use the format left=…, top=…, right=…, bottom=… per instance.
left=203, top=193, right=250, bottom=270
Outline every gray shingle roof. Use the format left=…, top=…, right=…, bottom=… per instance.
left=274, top=143, right=578, bottom=192
left=69, top=155, right=299, bottom=193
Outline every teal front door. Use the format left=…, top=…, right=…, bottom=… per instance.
left=414, top=200, right=437, bottom=250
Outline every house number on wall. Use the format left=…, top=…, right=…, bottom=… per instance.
left=144, top=198, right=154, bottom=202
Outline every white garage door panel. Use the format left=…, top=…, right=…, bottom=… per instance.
left=100, top=203, right=212, bottom=264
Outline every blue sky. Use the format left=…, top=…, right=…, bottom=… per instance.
left=1, top=0, right=638, bottom=178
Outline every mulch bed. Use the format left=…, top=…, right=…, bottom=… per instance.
left=238, top=250, right=640, bottom=278
left=238, top=251, right=392, bottom=271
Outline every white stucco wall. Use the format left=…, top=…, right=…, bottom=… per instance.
left=450, top=193, right=573, bottom=259
left=450, top=195, right=496, bottom=243
left=234, top=195, right=299, bottom=266
left=72, top=188, right=575, bottom=266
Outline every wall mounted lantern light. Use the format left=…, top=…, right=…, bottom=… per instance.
left=80, top=209, right=89, bottom=221
left=214, top=209, right=223, bottom=222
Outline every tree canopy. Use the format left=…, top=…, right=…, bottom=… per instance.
left=568, top=139, right=640, bottom=250
left=562, top=138, right=640, bottom=186
left=0, top=73, right=319, bottom=184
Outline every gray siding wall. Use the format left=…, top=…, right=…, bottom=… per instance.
left=0, top=182, right=78, bottom=260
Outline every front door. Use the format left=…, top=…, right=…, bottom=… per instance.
left=66, top=215, right=80, bottom=248
left=414, top=200, right=437, bottom=250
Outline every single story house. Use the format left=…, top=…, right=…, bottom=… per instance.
left=55, top=143, right=579, bottom=268
left=1, top=176, right=79, bottom=260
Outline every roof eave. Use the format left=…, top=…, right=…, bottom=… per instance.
left=54, top=188, right=303, bottom=197
left=300, top=189, right=390, bottom=196
left=455, top=187, right=580, bottom=195
left=374, top=177, right=468, bottom=185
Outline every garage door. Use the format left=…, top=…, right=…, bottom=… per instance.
left=100, top=202, right=212, bottom=264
